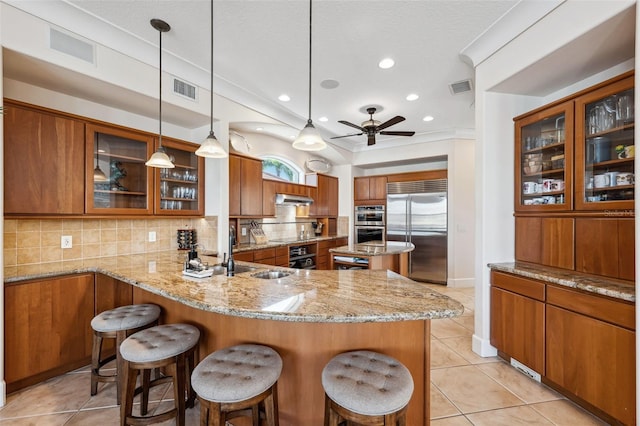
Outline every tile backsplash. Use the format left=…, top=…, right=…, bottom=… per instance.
left=4, top=217, right=218, bottom=268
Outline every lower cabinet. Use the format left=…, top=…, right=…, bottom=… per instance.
left=4, top=274, right=95, bottom=393
left=491, top=270, right=636, bottom=425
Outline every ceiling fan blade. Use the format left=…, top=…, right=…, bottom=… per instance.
left=376, top=115, right=405, bottom=131
left=379, top=131, right=416, bottom=137
left=338, top=120, right=365, bottom=131
left=367, top=134, right=376, bottom=146
left=330, top=132, right=364, bottom=139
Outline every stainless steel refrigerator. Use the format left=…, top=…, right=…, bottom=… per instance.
left=386, top=180, right=447, bottom=284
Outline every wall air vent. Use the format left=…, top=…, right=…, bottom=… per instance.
left=173, top=77, right=198, bottom=101
left=449, top=79, right=473, bottom=95
left=49, top=28, right=95, bottom=64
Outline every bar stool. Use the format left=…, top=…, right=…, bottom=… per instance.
left=90, top=303, right=161, bottom=404
left=119, top=323, right=200, bottom=426
left=191, top=344, right=282, bottom=426
left=322, top=350, right=414, bottom=426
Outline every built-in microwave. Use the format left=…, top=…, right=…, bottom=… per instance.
left=354, top=225, right=385, bottom=245
left=354, top=205, right=385, bottom=226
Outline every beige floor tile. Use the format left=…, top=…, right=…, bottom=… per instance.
left=430, top=415, right=473, bottom=425
left=430, top=383, right=461, bottom=419
left=466, top=405, right=554, bottom=425
left=530, top=400, right=610, bottom=425
left=0, top=412, right=74, bottom=425
left=0, top=372, right=90, bottom=419
left=151, top=400, right=200, bottom=425
left=431, top=318, right=473, bottom=339
left=439, top=336, right=500, bottom=364
left=450, top=314, right=474, bottom=331
left=66, top=406, right=120, bottom=425
left=431, top=339, right=470, bottom=369
left=476, top=361, right=563, bottom=404
left=431, top=365, right=524, bottom=414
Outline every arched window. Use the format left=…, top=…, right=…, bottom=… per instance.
left=261, top=156, right=303, bottom=183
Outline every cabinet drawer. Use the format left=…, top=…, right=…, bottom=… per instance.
left=233, top=251, right=254, bottom=262
left=318, top=240, right=333, bottom=249
left=276, top=255, right=289, bottom=266
left=547, top=285, right=634, bottom=330
left=491, top=271, right=546, bottom=301
left=257, top=257, right=276, bottom=266
left=253, top=248, right=276, bottom=261
left=276, top=246, right=288, bottom=257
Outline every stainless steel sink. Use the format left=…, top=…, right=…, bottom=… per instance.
left=212, top=263, right=256, bottom=274
left=251, top=270, right=291, bottom=279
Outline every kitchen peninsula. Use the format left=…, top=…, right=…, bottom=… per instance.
left=329, top=241, right=414, bottom=275
left=4, top=251, right=463, bottom=425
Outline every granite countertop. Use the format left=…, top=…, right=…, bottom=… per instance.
left=5, top=251, right=463, bottom=323
left=489, top=262, right=635, bottom=302
left=234, top=235, right=348, bottom=253
left=330, top=241, right=415, bottom=256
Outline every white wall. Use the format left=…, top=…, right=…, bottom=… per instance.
left=0, top=3, right=5, bottom=407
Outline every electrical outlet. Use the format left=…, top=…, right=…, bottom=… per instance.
left=148, top=231, right=156, bottom=242
left=148, top=261, right=157, bottom=273
left=61, top=235, right=72, bottom=249
left=241, top=227, right=247, bottom=236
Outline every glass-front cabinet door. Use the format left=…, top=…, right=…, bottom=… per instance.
left=575, top=75, right=634, bottom=211
left=86, top=124, right=154, bottom=215
left=155, top=137, right=204, bottom=215
left=515, top=100, right=574, bottom=212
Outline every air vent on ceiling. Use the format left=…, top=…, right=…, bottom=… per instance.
left=173, top=78, right=198, bottom=101
left=49, top=28, right=95, bottom=64
left=449, top=79, right=473, bottom=95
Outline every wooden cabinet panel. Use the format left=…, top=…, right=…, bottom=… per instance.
left=229, top=154, right=263, bottom=217
left=308, top=173, right=338, bottom=217
left=355, top=176, right=387, bottom=203
left=232, top=251, right=253, bottom=262
left=4, top=101, right=86, bottom=215
left=354, top=177, right=370, bottom=201
left=262, top=180, right=277, bottom=217
left=95, top=274, right=133, bottom=316
left=575, top=218, right=635, bottom=280
left=546, top=305, right=635, bottom=425
left=617, top=218, right=635, bottom=281
left=490, top=286, right=545, bottom=374
left=491, top=271, right=545, bottom=301
left=5, top=274, right=95, bottom=392
left=515, top=217, right=574, bottom=269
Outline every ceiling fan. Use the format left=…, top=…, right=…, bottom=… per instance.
left=331, top=107, right=415, bottom=146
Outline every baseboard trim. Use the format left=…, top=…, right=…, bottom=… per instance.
left=472, top=334, right=498, bottom=357
left=447, top=277, right=475, bottom=288
left=0, top=380, right=6, bottom=407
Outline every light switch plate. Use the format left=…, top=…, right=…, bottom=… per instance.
left=61, top=235, right=72, bottom=249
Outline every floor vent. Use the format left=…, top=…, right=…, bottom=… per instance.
left=49, top=28, right=95, bottom=64
left=510, top=358, right=541, bottom=383
left=449, top=79, right=473, bottom=95
left=173, top=78, right=198, bottom=101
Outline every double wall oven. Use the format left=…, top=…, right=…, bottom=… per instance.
left=354, top=205, right=385, bottom=244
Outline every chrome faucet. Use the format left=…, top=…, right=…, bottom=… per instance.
left=227, top=225, right=236, bottom=276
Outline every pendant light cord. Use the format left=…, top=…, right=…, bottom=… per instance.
left=210, top=0, right=214, bottom=132
left=158, top=25, right=163, bottom=148
left=307, top=0, right=312, bottom=123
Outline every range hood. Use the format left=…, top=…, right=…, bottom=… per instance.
left=275, top=193, right=314, bottom=205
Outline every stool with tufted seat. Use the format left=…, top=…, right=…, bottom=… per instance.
left=90, top=303, right=161, bottom=404
left=119, top=323, right=200, bottom=426
left=191, top=343, right=282, bottom=426
left=322, top=350, right=414, bottom=426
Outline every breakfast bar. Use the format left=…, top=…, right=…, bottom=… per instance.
left=4, top=251, right=463, bottom=425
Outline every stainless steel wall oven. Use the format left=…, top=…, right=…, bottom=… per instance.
left=354, top=205, right=385, bottom=226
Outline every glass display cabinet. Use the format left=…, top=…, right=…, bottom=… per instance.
left=86, top=123, right=154, bottom=215
left=574, top=75, right=634, bottom=211
left=514, top=101, right=574, bottom=212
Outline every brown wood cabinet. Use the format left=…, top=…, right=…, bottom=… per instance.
left=4, top=274, right=95, bottom=393
left=317, top=237, right=348, bottom=270
left=4, top=100, right=86, bottom=215
left=229, top=153, right=263, bottom=217
left=154, top=137, right=204, bottom=216
left=490, top=271, right=545, bottom=374
left=232, top=247, right=277, bottom=265
left=514, top=217, right=574, bottom=269
left=262, top=179, right=313, bottom=217
left=354, top=176, right=387, bottom=204
left=546, top=287, right=635, bottom=426
left=307, top=173, right=338, bottom=217
left=575, top=217, right=635, bottom=280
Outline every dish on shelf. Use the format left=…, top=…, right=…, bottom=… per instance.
left=523, top=164, right=542, bottom=175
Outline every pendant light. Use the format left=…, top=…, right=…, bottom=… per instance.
left=292, top=0, right=327, bottom=151
left=146, top=18, right=175, bottom=168
left=93, top=141, right=108, bottom=182
left=196, top=0, right=227, bottom=158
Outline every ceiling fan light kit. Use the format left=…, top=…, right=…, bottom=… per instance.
left=196, top=0, right=227, bottom=158
left=293, top=0, right=327, bottom=151
left=146, top=18, right=175, bottom=168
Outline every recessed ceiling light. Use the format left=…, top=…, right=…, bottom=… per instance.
left=256, top=127, right=264, bottom=131
left=423, top=115, right=434, bottom=122
left=406, top=93, right=419, bottom=101
left=278, top=94, right=290, bottom=102
left=318, top=116, right=328, bottom=122
left=320, top=79, right=340, bottom=89
left=378, top=58, right=395, bottom=69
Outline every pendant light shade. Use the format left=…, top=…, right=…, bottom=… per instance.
left=196, top=0, right=227, bottom=158
left=93, top=165, right=108, bottom=182
left=293, top=0, right=326, bottom=151
left=146, top=18, right=175, bottom=169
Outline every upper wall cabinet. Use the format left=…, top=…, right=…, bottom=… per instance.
left=229, top=153, right=263, bottom=217
left=514, top=100, right=574, bottom=212
left=307, top=173, right=338, bottom=217
left=85, top=123, right=154, bottom=215
left=574, top=75, right=634, bottom=211
left=4, top=101, right=86, bottom=215
left=354, top=176, right=387, bottom=205
left=154, top=137, right=204, bottom=216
